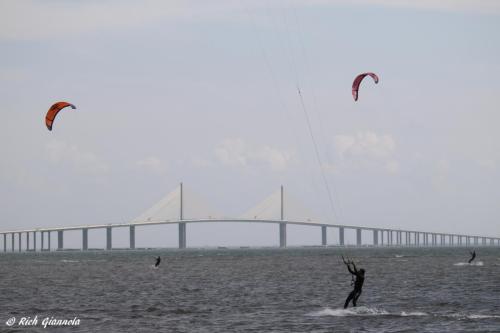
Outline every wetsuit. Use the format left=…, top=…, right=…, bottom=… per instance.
left=468, top=251, right=476, bottom=264
left=155, top=256, right=161, bottom=267
left=344, top=263, right=365, bottom=309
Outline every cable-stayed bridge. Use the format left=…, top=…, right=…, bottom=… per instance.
left=1, top=183, right=499, bottom=252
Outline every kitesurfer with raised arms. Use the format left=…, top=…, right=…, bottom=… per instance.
left=343, top=256, right=365, bottom=309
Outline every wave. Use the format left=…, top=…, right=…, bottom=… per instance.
left=453, top=261, right=483, bottom=266
left=445, top=313, right=500, bottom=320
left=60, top=259, right=79, bottom=263
left=306, top=307, right=500, bottom=320
left=306, top=307, right=425, bottom=317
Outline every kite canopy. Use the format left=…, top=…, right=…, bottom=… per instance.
left=352, top=73, right=379, bottom=101
left=45, top=102, right=76, bottom=131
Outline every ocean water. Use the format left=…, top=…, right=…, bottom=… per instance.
left=1, top=247, right=499, bottom=332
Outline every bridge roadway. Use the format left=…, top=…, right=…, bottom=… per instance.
left=1, top=218, right=499, bottom=252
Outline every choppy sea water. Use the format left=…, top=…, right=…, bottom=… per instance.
left=1, top=247, right=499, bottom=332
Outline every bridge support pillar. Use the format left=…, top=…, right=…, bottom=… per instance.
left=57, top=231, right=63, bottom=250
left=474, top=237, right=478, bottom=246
left=356, top=229, right=362, bottom=246
left=130, top=226, right=135, bottom=249
left=321, top=226, right=327, bottom=246
left=450, top=235, right=454, bottom=246
left=41, top=232, right=45, bottom=251
left=279, top=223, right=287, bottom=248
left=3, top=234, right=6, bottom=252
left=373, top=230, right=378, bottom=246
left=106, top=227, right=112, bottom=250
left=82, top=228, right=88, bottom=251
left=18, top=233, right=21, bottom=252
left=339, top=227, right=344, bottom=246
left=33, top=232, right=37, bottom=251
left=26, top=232, right=30, bottom=251
left=490, top=238, right=494, bottom=246
left=178, top=223, right=186, bottom=249
left=397, top=231, right=401, bottom=245
left=380, top=230, right=384, bottom=245
left=48, top=232, right=51, bottom=251
left=415, top=233, right=420, bottom=246
left=390, top=231, right=393, bottom=246
left=11, top=233, right=14, bottom=252
left=482, top=237, right=486, bottom=246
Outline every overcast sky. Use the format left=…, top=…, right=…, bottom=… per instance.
left=1, top=0, right=499, bottom=248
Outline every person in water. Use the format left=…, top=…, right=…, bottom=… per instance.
left=468, top=250, right=476, bottom=264
left=342, top=256, right=365, bottom=309
left=154, top=256, right=161, bottom=267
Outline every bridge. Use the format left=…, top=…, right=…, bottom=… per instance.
left=1, top=183, right=499, bottom=252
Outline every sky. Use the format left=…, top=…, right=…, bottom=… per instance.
left=1, top=0, right=499, bottom=248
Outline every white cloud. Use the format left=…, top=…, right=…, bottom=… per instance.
left=214, top=138, right=294, bottom=171
left=136, top=156, right=166, bottom=174
left=328, top=131, right=398, bottom=174
left=335, top=131, right=396, bottom=160
left=46, top=140, right=108, bottom=175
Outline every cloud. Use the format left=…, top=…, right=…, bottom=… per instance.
left=335, top=131, right=396, bottom=160
left=327, top=131, right=398, bottom=174
left=46, top=140, right=108, bottom=175
left=214, top=138, right=294, bottom=171
left=136, top=156, right=166, bottom=174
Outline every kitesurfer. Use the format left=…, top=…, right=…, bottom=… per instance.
left=154, top=256, right=161, bottom=268
left=468, top=250, right=476, bottom=264
left=342, top=256, right=365, bottom=308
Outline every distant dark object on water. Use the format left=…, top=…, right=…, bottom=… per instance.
left=154, top=256, right=161, bottom=268
left=468, top=251, right=476, bottom=264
